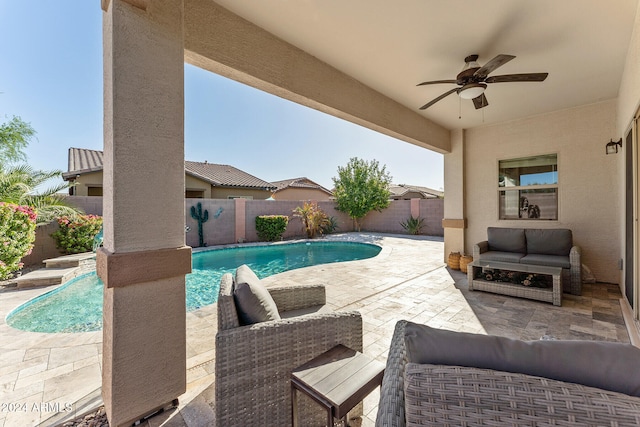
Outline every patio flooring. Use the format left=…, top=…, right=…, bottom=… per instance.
left=0, top=233, right=632, bottom=427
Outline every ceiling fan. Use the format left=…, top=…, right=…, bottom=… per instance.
left=417, top=54, right=548, bottom=110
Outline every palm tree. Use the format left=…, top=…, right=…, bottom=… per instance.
left=0, top=164, right=80, bottom=225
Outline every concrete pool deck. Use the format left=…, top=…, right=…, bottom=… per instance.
left=0, top=233, right=633, bottom=426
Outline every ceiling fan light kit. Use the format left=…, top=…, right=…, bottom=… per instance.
left=417, top=54, right=548, bottom=111
left=458, top=83, right=486, bottom=99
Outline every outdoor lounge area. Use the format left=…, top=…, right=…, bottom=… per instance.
left=0, top=233, right=633, bottom=426
left=3, top=1, right=640, bottom=426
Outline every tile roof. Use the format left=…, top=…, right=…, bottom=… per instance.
left=62, top=147, right=104, bottom=179
left=271, top=177, right=333, bottom=195
left=185, top=161, right=276, bottom=190
left=63, top=148, right=276, bottom=190
left=388, top=184, right=443, bottom=199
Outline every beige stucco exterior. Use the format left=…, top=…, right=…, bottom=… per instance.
left=70, top=171, right=105, bottom=196
left=272, top=187, right=332, bottom=201
left=71, top=170, right=272, bottom=199
left=462, top=100, right=620, bottom=284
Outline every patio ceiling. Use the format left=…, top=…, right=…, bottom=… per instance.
left=212, top=0, right=638, bottom=131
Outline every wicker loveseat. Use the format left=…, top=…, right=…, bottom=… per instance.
left=376, top=320, right=640, bottom=427
left=215, top=265, right=363, bottom=427
left=473, top=227, right=582, bottom=295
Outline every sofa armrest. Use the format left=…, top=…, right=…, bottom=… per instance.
left=473, top=241, right=489, bottom=259
left=215, top=311, right=363, bottom=426
left=267, top=284, right=326, bottom=312
left=375, top=320, right=408, bottom=427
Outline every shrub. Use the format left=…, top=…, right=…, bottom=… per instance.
left=321, top=216, right=339, bottom=235
left=51, top=215, right=103, bottom=254
left=292, top=202, right=330, bottom=239
left=400, top=216, right=425, bottom=235
left=0, top=202, right=37, bottom=280
left=255, top=215, right=289, bottom=241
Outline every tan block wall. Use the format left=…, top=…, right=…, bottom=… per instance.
left=48, top=197, right=444, bottom=251
left=21, top=222, right=64, bottom=267
left=464, top=100, right=621, bottom=284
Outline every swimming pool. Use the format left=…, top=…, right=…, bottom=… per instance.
left=6, top=241, right=381, bottom=333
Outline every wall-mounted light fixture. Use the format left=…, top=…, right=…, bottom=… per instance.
left=606, top=138, right=622, bottom=155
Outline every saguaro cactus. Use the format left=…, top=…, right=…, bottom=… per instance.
left=190, top=202, right=209, bottom=247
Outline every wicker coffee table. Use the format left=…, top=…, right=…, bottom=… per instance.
left=291, top=345, right=385, bottom=427
left=468, top=260, right=562, bottom=306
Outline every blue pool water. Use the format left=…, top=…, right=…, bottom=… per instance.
left=6, top=241, right=380, bottom=333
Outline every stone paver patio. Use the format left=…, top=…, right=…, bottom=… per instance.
left=0, top=233, right=631, bottom=426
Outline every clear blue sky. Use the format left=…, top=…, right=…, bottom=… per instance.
left=0, top=1, right=443, bottom=191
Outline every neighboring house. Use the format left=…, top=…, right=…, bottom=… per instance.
left=62, top=148, right=276, bottom=199
left=270, top=177, right=333, bottom=200
left=388, top=184, right=443, bottom=200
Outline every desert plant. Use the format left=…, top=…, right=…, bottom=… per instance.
left=51, top=214, right=103, bottom=254
left=400, top=215, right=425, bottom=235
left=292, top=202, right=330, bottom=239
left=190, top=202, right=209, bottom=247
left=255, top=215, right=289, bottom=241
left=0, top=202, right=37, bottom=279
left=321, top=216, right=339, bottom=235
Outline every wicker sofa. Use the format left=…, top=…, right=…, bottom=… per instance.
left=376, top=320, right=640, bottom=427
left=215, top=265, right=363, bottom=427
left=473, top=227, right=582, bottom=295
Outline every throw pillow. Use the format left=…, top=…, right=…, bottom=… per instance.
left=233, top=264, right=281, bottom=325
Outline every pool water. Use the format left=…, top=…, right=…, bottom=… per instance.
left=6, top=241, right=380, bottom=333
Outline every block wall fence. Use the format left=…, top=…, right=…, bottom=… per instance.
left=23, top=196, right=443, bottom=266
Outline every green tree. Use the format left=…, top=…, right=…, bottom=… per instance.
left=332, top=157, right=392, bottom=231
left=0, top=164, right=78, bottom=225
left=0, top=116, right=36, bottom=168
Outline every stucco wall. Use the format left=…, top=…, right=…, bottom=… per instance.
left=464, top=99, right=620, bottom=283
left=617, top=0, right=640, bottom=134
left=185, top=174, right=212, bottom=198
left=273, top=187, right=332, bottom=201
left=210, top=187, right=272, bottom=199
left=70, top=171, right=104, bottom=196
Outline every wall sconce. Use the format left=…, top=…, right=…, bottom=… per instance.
left=606, top=138, right=622, bottom=155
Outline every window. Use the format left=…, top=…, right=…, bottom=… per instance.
left=498, top=154, right=557, bottom=220
left=87, top=186, right=103, bottom=197
left=185, top=190, right=204, bottom=198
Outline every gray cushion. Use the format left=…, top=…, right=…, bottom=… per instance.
left=233, top=264, right=281, bottom=325
left=487, top=227, right=526, bottom=253
left=520, top=254, right=571, bottom=269
left=404, top=321, right=640, bottom=397
left=478, top=251, right=526, bottom=264
left=525, top=228, right=572, bottom=255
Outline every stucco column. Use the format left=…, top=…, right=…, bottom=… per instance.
left=443, top=129, right=466, bottom=262
left=100, top=1, right=189, bottom=426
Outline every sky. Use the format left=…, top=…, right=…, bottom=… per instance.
left=0, top=1, right=443, bottom=192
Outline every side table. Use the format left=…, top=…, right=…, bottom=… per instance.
left=291, top=345, right=385, bottom=427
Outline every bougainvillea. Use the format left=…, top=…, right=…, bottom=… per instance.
left=0, top=202, right=37, bottom=280
left=51, top=215, right=103, bottom=254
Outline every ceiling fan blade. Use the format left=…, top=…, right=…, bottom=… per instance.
left=485, top=73, right=549, bottom=83
left=472, top=93, right=489, bottom=109
left=474, top=54, right=516, bottom=79
left=416, top=79, right=457, bottom=86
left=419, top=87, right=459, bottom=110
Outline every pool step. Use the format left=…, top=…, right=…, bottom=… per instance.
left=43, top=252, right=96, bottom=269
left=14, top=267, right=82, bottom=289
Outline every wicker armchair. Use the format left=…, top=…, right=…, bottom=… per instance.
left=376, top=320, right=640, bottom=427
left=215, top=273, right=363, bottom=427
